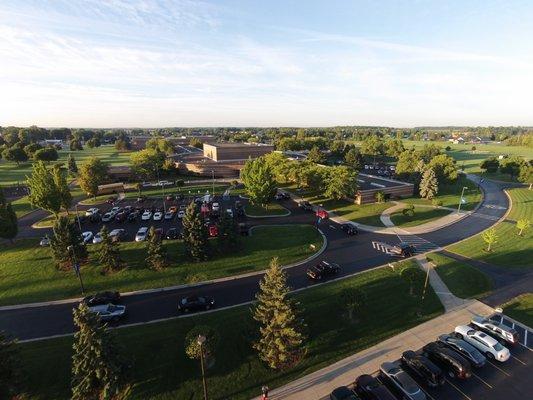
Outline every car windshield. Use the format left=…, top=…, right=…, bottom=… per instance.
left=108, top=305, right=121, bottom=312
left=493, top=342, right=504, bottom=351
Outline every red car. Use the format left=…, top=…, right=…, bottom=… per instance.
left=316, top=209, right=329, bottom=219
left=208, top=225, right=218, bottom=237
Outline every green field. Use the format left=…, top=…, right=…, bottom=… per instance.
left=447, top=188, right=533, bottom=268
left=17, top=261, right=443, bottom=400
left=390, top=206, right=452, bottom=228
left=0, top=225, right=322, bottom=306
left=427, top=253, right=492, bottom=298
left=503, top=294, right=533, bottom=327
left=245, top=202, right=289, bottom=217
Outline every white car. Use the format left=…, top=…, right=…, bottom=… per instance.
left=226, top=209, right=233, bottom=218
left=454, top=325, right=510, bottom=362
left=470, top=316, right=520, bottom=346
left=177, top=210, right=185, bottom=218
left=135, top=227, right=149, bottom=242
left=101, top=212, right=114, bottom=222
left=109, top=229, right=125, bottom=242
left=212, top=202, right=220, bottom=212
left=85, top=207, right=99, bottom=216
left=39, top=236, right=50, bottom=246
left=88, top=304, right=126, bottom=322
left=153, top=211, right=163, bottom=221
left=110, top=206, right=120, bottom=214
left=92, top=232, right=103, bottom=244
left=164, top=211, right=174, bottom=220
left=141, top=210, right=152, bottom=220
left=81, top=231, right=93, bottom=244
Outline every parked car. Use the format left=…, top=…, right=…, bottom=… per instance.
left=39, top=236, right=50, bottom=246
left=390, top=242, right=416, bottom=257
left=316, top=209, right=329, bottom=219
left=177, top=296, right=215, bottom=313
left=379, top=362, right=427, bottom=400
left=110, top=206, right=121, bottom=214
left=164, top=210, right=175, bottom=220
left=212, top=202, right=220, bottom=212
left=208, top=225, right=218, bottom=237
left=109, top=229, right=125, bottom=242
left=437, top=334, right=486, bottom=368
left=127, top=211, right=139, bottom=222
left=135, top=227, right=149, bottom=242
left=226, top=209, right=233, bottom=218
left=340, top=223, right=358, bottom=235
left=238, top=223, right=249, bottom=236
left=401, top=350, right=445, bottom=387
left=470, top=316, right=520, bottom=346
left=88, top=304, right=126, bottom=322
left=115, top=212, right=127, bottom=222
left=299, top=201, right=313, bottom=211
left=274, top=191, right=290, bottom=200
left=235, top=200, right=243, bottom=209
left=101, top=212, right=114, bottom=222
left=141, top=210, right=152, bottom=220
left=136, top=195, right=146, bottom=203
left=354, top=374, right=397, bottom=400
left=92, top=232, right=103, bottom=244
left=165, top=228, right=180, bottom=240
left=89, top=212, right=102, bottom=223
left=307, top=261, right=340, bottom=281
left=82, top=291, right=120, bottom=306
left=454, top=325, right=510, bottom=362
left=81, top=231, right=94, bottom=244
left=152, top=211, right=163, bottom=221
left=330, top=386, right=360, bottom=400
left=166, top=194, right=174, bottom=201
left=177, top=210, right=185, bottom=219
left=422, top=342, right=472, bottom=379
left=168, top=206, right=178, bottom=213
left=85, top=207, right=99, bottom=216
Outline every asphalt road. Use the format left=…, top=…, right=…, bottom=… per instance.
left=0, top=176, right=515, bottom=341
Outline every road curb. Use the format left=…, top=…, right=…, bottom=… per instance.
left=244, top=204, right=291, bottom=218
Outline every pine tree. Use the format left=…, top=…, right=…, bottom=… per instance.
left=344, top=147, right=363, bottom=171
left=217, top=211, right=239, bottom=253
left=241, top=156, right=277, bottom=205
left=98, top=226, right=122, bottom=274
left=50, top=216, right=87, bottom=270
left=146, top=226, right=167, bottom=271
left=0, top=187, right=18, bottom=243
left=419, top=167, right=438, bottom=200
left=71, top=303, right=128, bottom=400
left=0, top=331, right=23, bottom=399
left=306, top=145, right=325, bottom=164
left=26, top=160, right=62, bottom=217
left=53, top=164, right=73, bottom=213
left=252, top=258, right=306, bottom=370
left=67, top=153, right=78, bottom=176
left=182, top=201, right=210, bottom=261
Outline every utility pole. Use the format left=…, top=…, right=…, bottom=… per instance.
left=197, top=334, right=208, bottom=400
left=457, top=186, right=468, bottom=212
left=68, top=245, right=85, bottom=295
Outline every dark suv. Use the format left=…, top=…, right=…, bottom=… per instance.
left=438, top=334, right=486, bottom=368
left=306, top=261, right=340, bottom=281
left=390, top=242, right=416, bottom=257
left=423, top=342, right=472, bottom=379
left=401, top=350, right=445, bottom=387
left=354, top=374, right=397, bottom=400
left=341, top=223, right=358, bottom=236
left=299, top=201, right=313, bottom=211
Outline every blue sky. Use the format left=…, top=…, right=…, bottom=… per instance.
left=1, top=0, right=533, bottom=127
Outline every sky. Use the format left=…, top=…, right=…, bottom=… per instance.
left=1, top=0, right=533, bottom=128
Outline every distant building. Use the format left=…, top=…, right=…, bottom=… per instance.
left=203, top=142, right=274, bottom=162
left=130, top=135, right=216, bottom=150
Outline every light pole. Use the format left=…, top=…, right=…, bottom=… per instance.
left=75, top=203, right=82, bottom=231
left=197, top=334, right=208, bottom=400
left=457, top=186, right=468, bottom=212
left=68, top=245, right=85, bottom=295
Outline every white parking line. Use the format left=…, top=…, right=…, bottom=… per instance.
left=445, top=379, right=473, bottom=400
left=487, top=360, right=511, bottom=376
left=420, top=388, right=437, bottom=400
left=329, top=225, right=336, bottom=229
left=511, top=355, right=526, bottom=365
left=472, top=372, right=493, bottom=389
left=523, top=330, right=528, bottom=348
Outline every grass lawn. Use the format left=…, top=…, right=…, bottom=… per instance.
left=427, top=253, right=492, bottom=299
left=245, top=202, right=289, bottom=217
left=390, top=206, right=452, bottom=228
left=11, top=196, right=38, bottom=218
left=447, top=188, right=533, bottom=268
left=0, top=225, right=322, bottom=306
left=17, top=261, right=443, bottom=400
left=502, top=294, right=533, bottom=327
left=401, top=176, right=481, bottom=211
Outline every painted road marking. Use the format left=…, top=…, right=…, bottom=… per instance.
left=328, top=224, right=336, bottom=229
left=511, top=355, right=526, bottom=365
left=472, top=372, right=493, bottom=389
left=372, top=241, right=394, bottom=255
left=445, top=379, right=473, bottom=400
left=487, top=360, right=511, bottom=376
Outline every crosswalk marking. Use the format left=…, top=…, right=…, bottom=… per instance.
left=372, top=241, right=395, bottom=255
left=469, top=212, right=501, bottom=222
left=396, top=234, right=440, bottom=253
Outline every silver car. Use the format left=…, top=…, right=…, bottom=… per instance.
left=380, top=362, right=426, bottom=400
left=88, top=304, right=126, bottom=322
left=471, top=316, right=520, bottom=346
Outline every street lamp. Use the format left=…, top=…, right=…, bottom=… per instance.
left=67, top=245, right=85, bottom=295
left=457, top=186, right=468, bottom=212
left=197, top=334, right=208, bottom=400
left=75, top=203, right=82, bottom=231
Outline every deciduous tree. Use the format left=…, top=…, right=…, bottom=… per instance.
left=516, top=218, right=531, bottom=236
left=130, top=149, right=165, bottom=180
left=0, top=187, right=18, bottom=243
left=339, top=288, right=367, bottom=322
left=34, top=147, right=59, bottom=162
left=27, top=160, right=62, bottom=217
left=0, top=331, right=23, bottom=399
left=324, top=166, right=358, bottom=200
left=482, top=227, right=498, bottom=252
left=344, top=147, right=363, bottom=171
left=53, top=165, right=72, bottom=212
left=78, top=157, right=108, bottom=200
left=2, top=146, right=28, bottom=165
left=306, top=145, right=325, bottom=164
left=241, top=156, right=277, bottom=205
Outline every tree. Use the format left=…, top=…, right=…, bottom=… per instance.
left=482, top=227, right=498, bottom=252
left=480, top=157, right=500, bottom=173
left=68, top=154, right=78, bottom=176
left=306, top=146, right=325, bottom=164
left=0, top=187, right=18, bottom=243
left=71, top=303, right=129, bottom=400
left=86, top=137, right=101, bottom=148
left=344, top=147, right=363, bottom=171
left=339, top=288, right=366, bottom=322
left=324, top=166, right=358, bottom=200
left=98, top=226, right=122, bottom=273
left=182, top=201, right=210, bottom=261
left=50, top=216, right=87, bottom=270
left=146, top=226, right=167, bottom=271
left=34, top=147, right=59, bottom=162
left=252, top=258, right=305, bottom=370
left=27, top=161, right=62, bottom=217
left=395, top=149, right=422, bottom=180
left=114, top=138, right=131, bottom=151
left=427, top=154, right=458, bottom=183
left=418, top=144, right=442, bottom=162
left=360, top=135, right=383, bottom=163
left=419, top=167, right=438, bottom=200
left=241, top=156, right=277, bottom=205
left=23, top=142, right=43, bottom=158
left=401, top=267, right=424, bottom=296
left=185, top=325, right=219, bottom=361
left=53, top=165, right=72, bottom=212
left=471, top=145, right=477, bottom=152
left=78, top=157, right=108, bottom=200
left=217, top=210, right=239, bottom=252
left=516, top=219, right=531, bottom=236
left=69, top=139, right=83, bottom=151
left=0, top=331, right=23, bottom=399
left=384, top=139, right=405, bottom=158
left=499, top=156, right=524, bottom=178
left=2, top=146, right=28, bottom=165
left=146, top=137, right=175, bottom=154
left=518, top=163, right=532, bottom=190
left=190, top=137, right=203, bottom=149
left=130, top=149, right=165, bottom=180
left=263, top=152, right=291, bottom=183
left=375, top=190, right=385, bottom=203
left=329, top=140, right=345, bottom=157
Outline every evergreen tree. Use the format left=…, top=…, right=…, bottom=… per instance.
left=68, top=153, right=78, bottom=176
left=0, top=187, right=18, bottom=243
left=78, top=157, right=109, bottom=200
left=146, top=226, right=167, bottom=271
left=217, top=210, right=239, bottom=253
left=241, top=156, right=277, bottom=205
left=0, top=331, right=23, bottom=399
left=98, top=226, right=122, bottom=274
left=306, top=145, right=325, bottom=164
left=71, top=303, right=129, bottom=400
left=252, top=258, right=306, bottom=370
left=50, top=216, right=87, bottom=270
left=26, top=160, right=62, bottom=217
left=324, top=166, right=358, bottom=200
left=182, top=201, right=210, bottom=261
left=419, top=167, right=438, bottom=200
left=53, top=164, right=73, bottom=213
left=344, top=147, right=363, bottom=171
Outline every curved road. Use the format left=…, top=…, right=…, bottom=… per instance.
left=0, top=176, right=512, bottom=341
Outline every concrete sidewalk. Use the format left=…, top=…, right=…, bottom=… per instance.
left=263, top=300, right=493, bottom=400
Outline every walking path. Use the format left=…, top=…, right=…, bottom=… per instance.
left=263, top=300, right=493, bottom=400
